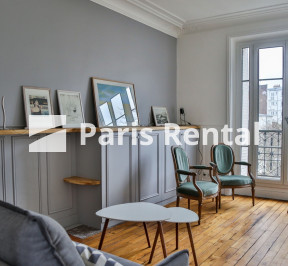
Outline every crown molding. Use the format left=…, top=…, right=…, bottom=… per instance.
left=90, top=0, right=182, bottom=37
left=90, top=1, right=288, bottom=38
left=182, top=3, right=288, bottom=35
left=126, top=0, right=185, bottom=28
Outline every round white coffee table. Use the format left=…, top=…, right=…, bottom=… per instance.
left=149, top=207, right=199, bottom=265
left=96, top=202, right=171, bottom=259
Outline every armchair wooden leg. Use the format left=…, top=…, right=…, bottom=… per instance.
left=252, top=186, right=255, bottom=206
left=219, top=191, right=222, bottom=209
left=232, top=188, right=235, bottom=200
left=176, top=196, right=180, bottom=207
left=198, top=201, right=202, bottom=225
left=216, top=196, right=218, bottom=213
left=188, top=199, right=191, bottom=210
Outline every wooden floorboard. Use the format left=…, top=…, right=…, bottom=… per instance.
left=70, top=196, right=288, bottom=265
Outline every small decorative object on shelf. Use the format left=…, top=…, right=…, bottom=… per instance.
left=1, top=96, right=7, bottom=130
left=151, top=106, right=170, bottom=126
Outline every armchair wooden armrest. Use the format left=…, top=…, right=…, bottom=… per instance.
left=176, top=169, right=202, bottom=193
left=190, top=165, right=212, bottom=170
left=190, top=165, right=217, bottom=184
left=176, top=169, right=195, bottom=176
left=235, top=161, right=251, bottom=166
left=210, top=162, right=217, bottom=168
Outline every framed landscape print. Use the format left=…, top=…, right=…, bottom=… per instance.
left=92, top=77, right=139, bottom=127
left=152, top=106, right=170, bottom=126
left=23, top=86, right=53, bottom=127
left=57, top=90, right=85, bottom=128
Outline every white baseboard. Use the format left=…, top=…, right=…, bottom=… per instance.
left=233, top=187, right=288, bottom=201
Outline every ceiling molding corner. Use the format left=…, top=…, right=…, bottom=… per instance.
left=90, top=0, right=182, bottom=37
left=182, top=3, right=288, bottom=35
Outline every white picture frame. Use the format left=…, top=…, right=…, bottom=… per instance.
left=23, top=86, right=54, bottom=128
left=152, top=106, right=170, bottom=126
left=57, top=90, right=85, bottom=128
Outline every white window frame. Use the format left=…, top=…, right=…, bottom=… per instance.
left=228, top=31, right=288, bottom=189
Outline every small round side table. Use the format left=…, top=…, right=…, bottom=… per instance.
left=149, top=207, right=199, bottom=265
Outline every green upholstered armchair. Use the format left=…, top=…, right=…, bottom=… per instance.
left=210, top=143, right=255, bottom=209
left=171, top=146, right=219, bottom=225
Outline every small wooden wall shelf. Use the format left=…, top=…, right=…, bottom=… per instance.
left=64, top=176, right=101, bottom=186
left=0, top=125, right=200, bottom=136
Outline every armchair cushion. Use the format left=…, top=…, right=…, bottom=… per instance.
left=174, top=147, right=190, bottom=182
left=177, top=181, right=218, bottom=197
left=219, top=175, right=252, bottom=186
left=213, top=145, right=234, bottom=174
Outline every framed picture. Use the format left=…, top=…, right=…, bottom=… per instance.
left=92, top=77, right=139, bottom=127
left=57, top=90, right=85, bottom=128
left=152, top=106, right=170, bottom=126
left=23, top=86, right=54, bottom=127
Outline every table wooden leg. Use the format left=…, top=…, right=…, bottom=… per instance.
left=98, top=218, right=109, bottom=250
left=176, top=223, right=179, bottom=250
left=143, top=222, right=151, bottom=248
left=158, top=222, right=167, bottom=258
left=186, top=223, right=198, bottom=266
left=148, top=224, right=160, bottom=264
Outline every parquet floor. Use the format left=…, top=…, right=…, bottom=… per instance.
left=70, top=196, right=288, bottom=265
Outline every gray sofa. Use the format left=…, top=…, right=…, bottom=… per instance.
left=0, top=201, right=189, bottom=266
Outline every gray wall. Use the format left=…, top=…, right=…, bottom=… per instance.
left=0, top=0, right=177, bottom=127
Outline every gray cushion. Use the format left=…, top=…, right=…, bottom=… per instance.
left=156, top=249, right=189, bottom=266
left=0, top=200, right=84, bottom=266
left=73, top=242, right=124, bottom=266
left=101, top=252, right=140, bottom=266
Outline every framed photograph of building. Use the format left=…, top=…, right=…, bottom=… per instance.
left=23, top=86, right=54, bottom=127
left=152, top=106, right=170, bottom=126
left=92, top=77, right=139, bottom=127
left=57, top=90, right=85, bottom=128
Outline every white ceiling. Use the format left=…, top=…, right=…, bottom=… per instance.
left=91, top=0, right=288, bottom=37
left=145, top=0, right=288, bottom=21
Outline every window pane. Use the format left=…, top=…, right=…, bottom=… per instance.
left=259, top=80, right=282, bottom=131
left=257, top=78, right=282, bottom=180
left=241, top=147, right=249, bottom=176
left=259, top=47, right=283, bottom=79
left=242, top=81, right=249, bottom=129
left=242, top=48, right=249, bottom=81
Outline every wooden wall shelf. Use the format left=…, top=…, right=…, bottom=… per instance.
left=0, top=125, right=200, bottom=136
left=64, top=176, right=101, bottom=186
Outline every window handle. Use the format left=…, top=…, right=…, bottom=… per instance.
left=285, top=117, right=288, bottom=124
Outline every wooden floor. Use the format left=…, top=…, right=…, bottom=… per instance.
left=70, top=196, right=288, bottom=265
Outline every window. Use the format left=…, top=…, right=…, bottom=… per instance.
left=236, top=39, right=287, bottom=184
